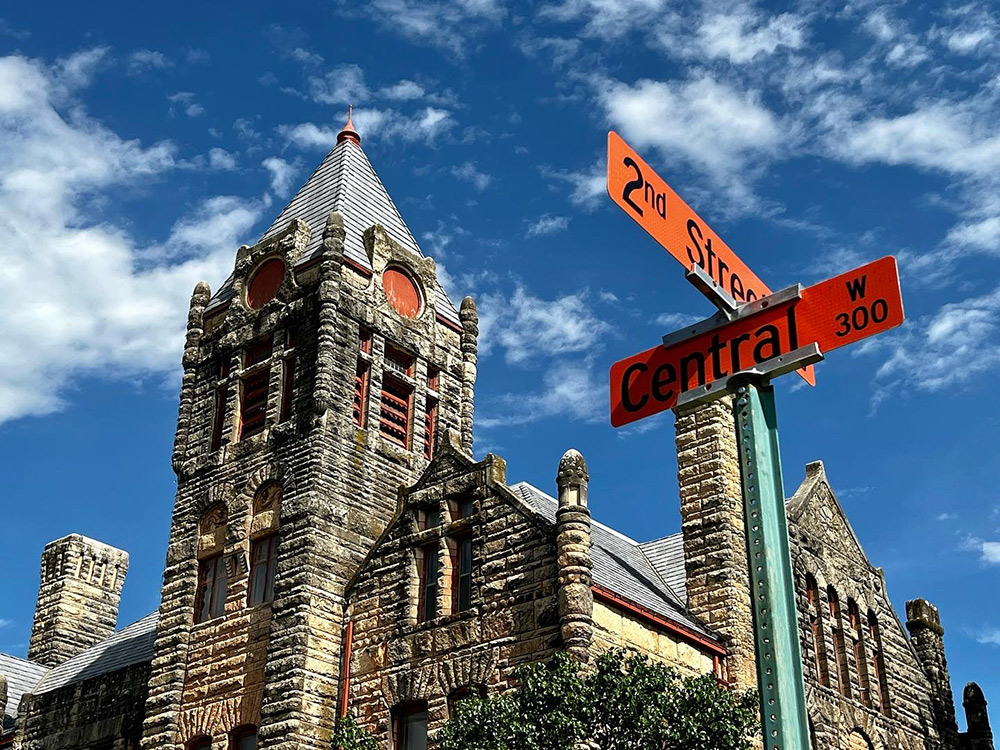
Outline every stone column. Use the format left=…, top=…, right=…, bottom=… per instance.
left=906, top=598, right=960, bottom=747
left=555, top=449, right=594, bottom=665
left=459, top=296, right=478, bottom=456
left=27, top=535, right=129, bottom=667
left=313, top=211, right=346, bottom=418
left=172, top=281, right=211, bottom=472
left=964, top=683, right=995, bottom=750
left=674, top=397, right=756, bottom=689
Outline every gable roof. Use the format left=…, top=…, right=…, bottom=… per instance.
left=207, top=138, right=461, bottom=327
left=0, top=654, right=47, bottom=734
left=31, top=613, right=157, bottom=695
left=638, top=533, right=687, bottom=603
left=510, top=482, right=714, bottom=641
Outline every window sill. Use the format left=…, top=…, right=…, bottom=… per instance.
left=412, top=607, right=479, bottom=632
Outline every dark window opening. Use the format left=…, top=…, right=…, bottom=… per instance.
left=240, top=368, right=270, bottom=439
left=279, top=327, right=296, bottom=423
left=392, top=702, right=428, bottom=750
left=416, top=507, right=441, bottom=531
left=423, top=398, right=438, bottom=459
left=868, top=610, right=891, bottom=716
left=828, top=587, right=851, bottom=699
left=195, top=553, right=227, bottom=623
left=188, top=738, right=212, bottom=750
left=210, top=357, right=231, bottom=452
left=231, top=725, right=257, bottom=750
left=806, top=575, right=829, bottom=687
left=244, top=335, right=273, bottom=367
left=385, top=345, right=414, bottom=376
left=248, top=535, right=278, bottom=606
left=416, top=545, right=438, bottom=622
left=451, top=536, right=472, bottom=613
left=448, top=685, right=486, bottom=717
left=849, top=600, right=871, bottom=707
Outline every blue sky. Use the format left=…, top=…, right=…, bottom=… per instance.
left=1, top=0, right=998, bottom=722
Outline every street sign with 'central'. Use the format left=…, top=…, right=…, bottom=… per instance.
left=609, top=256, right=904, bottom=427
left=607, top=130, right=816, bottom=386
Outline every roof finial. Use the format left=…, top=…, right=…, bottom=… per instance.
left=337, top=104, right=361, bottom=146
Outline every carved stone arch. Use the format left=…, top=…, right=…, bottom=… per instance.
left=198, top=501, right=228, bottom=558
left=847, top=727, right=876, bottom=750
left=436, top=649, right=500, bottom=696
left=235, top=464, right=295, bottom=540
left=382, top=665, right=438, bottom=708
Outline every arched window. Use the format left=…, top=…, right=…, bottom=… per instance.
left=248, top=485, right=281, bottom=606
left=230, top=725, right=257, bottom=750
left=805, top=575, right=829, bottom=687
left=848, top=599, right=871, bottom=707
left=868, top=610, right=891, bottom=716
left=196, top=504, right=228, bottom=623
left=827, top=587, right=851, bottom=698
left=188, top=736, right=212, bottom=750
left=847, top=729, right=874, bottom=750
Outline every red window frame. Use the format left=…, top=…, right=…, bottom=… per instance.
left=806, top=575, right=829, bottom=687
left=391, top=701, right=428, bottom=750
left=354, top=328, right=372, bottom=427
left=450, top=536, right=473, bottom=613
left=849, top=600, right=871, bottom=707
left=195, top=554, right=227, bottom=623
left=248, top=535, right=278, bottom=606
left=210, top=356, right=230, bottom=452
left=828, top=587, right=851, bottom=698
left=416, top=544, right=438, bottom=623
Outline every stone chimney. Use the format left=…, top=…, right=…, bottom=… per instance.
left=555, top=449, right=594, bottom=665
left=675, top=397, right=756, bottom=689
left=905, top=598, right=959, bottom=746
left=963, top=682, right=995, bottom=750
left=27, top=535, right=129, bottom=667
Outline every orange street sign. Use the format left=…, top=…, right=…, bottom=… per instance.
left=609, top=257, right=904, bottom=427
left=607, top=130, right=816, bottom=386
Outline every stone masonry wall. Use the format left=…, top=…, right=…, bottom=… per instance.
left=27, top=536, right=129, bottom=669
left=789, top=462, right=950, bottom=750
left=144, top=213, right=470, bottom=750
left=17, top=662, right=149, bottom=750
left=345, top=451, right=562, bottom=747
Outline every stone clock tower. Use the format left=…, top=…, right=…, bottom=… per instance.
left=142, top=113, right=478, bottom=750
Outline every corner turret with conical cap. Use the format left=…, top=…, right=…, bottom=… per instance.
left=143, top=96, right=473, bottom=750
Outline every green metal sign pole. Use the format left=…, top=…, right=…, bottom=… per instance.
left=734, top=381, right=810, bottom=750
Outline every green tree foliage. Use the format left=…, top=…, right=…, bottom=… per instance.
left=438, top=650, right=758, bottom=750
left=331, top=715, right=378, bottom=750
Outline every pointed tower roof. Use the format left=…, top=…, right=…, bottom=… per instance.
left=207, top=113, right=460, bottom=327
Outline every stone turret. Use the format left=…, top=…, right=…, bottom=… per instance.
left=906, top=598, right=960, bottom=746
left=674, top=398, right=756, bottom=688
left=27, top=535, right=129, bottom=668
left=555, top=449, right=593, bottom=665
left=459, top=296, right=478, bottom=456
left=963, top=683, right=994, bottom=750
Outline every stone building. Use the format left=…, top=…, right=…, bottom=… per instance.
left=0, top=114, right=993, bottom=750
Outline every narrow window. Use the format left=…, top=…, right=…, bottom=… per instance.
left=188, top=738, right=212, bottom=750
left=868, top=610, right=891, bottom=716
left=210, top=357, right=230, bottom=452
left=248, top=535, right=278, bottom=606
left=828, top=587, right=851, bottom=698
left=448, top=497, right=476, bottom=521
left=195, top=553, right=227, bottom=623
left=354, top=328, right=372, bottom=427
left=240, top=335, right=273, bottom=440
left=806, top=575, right=829, bottom=687
left=416, top=507, right=441, bottom=531
left=424, top=367, right=439, bottom=459
left=380, top=346, right=414, bottom=449
left=392, top=702, right=428, bottom=750
left=849, top=600, right=871, bottom=707
left=452, top=536, right=472, bottom=612
left=416, top=544, right=438, bottom=622
left=279, top=327, right=296, bottom=423
left=231, top=726, right=257, bottom=750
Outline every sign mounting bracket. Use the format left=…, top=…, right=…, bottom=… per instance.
left=685, top=263, right=741, bottom=318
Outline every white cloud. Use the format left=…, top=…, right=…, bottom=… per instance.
left=601, top=76, right=781, bottom=210
left=127, top=49, right=173, bottom=75
left=346, top=0, right=505, bottom=55
left=278, top=122, right=339, bottom=150
left=540, top=0, right=669, bottom=40
left=653, top=312, right=703, bottom=329
left=167, top=91, right=204, bottom=118
left=208, top=148, right=237, bottom=171
left=262, top=157, right=299, bottom=197
left=381, top=80, right=426, bottom=100
left=0, top=618, right=11, bottom=628
left=541, top=161, right=605, bottom=210
left=978, top=628, right=1000, bottom=646
left=936, top=512, right=957, bottom=521
left=451, top=161, right=493, bottom=191
left=477, top=358, right=606, bottom=428
left=477, top=285, right=613, bottom=365
left=279, top=106, right=455, bottom=150
left=686, top=7, right=806, bottom=64
left=861, top=286, right=1000, bottom=395
left=526, top=214, right=570, bottom=237
left=0, top=53, right=265, bottom=424
left=307, top=63, right=369, bottom=105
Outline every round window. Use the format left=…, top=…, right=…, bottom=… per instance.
left=246, top=258, right=286, bottom=310
left=383, top=267, right=422, bottom=319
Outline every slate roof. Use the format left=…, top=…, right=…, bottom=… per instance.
left=510, top=482, right=715, bottom=641
left=0, top=654, right=47, bottom=735
left=207, top=137, right=461, bottom=327
left=638, top=533, right=687, bottom=604
left=31, top=613, right=158, bottom=695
